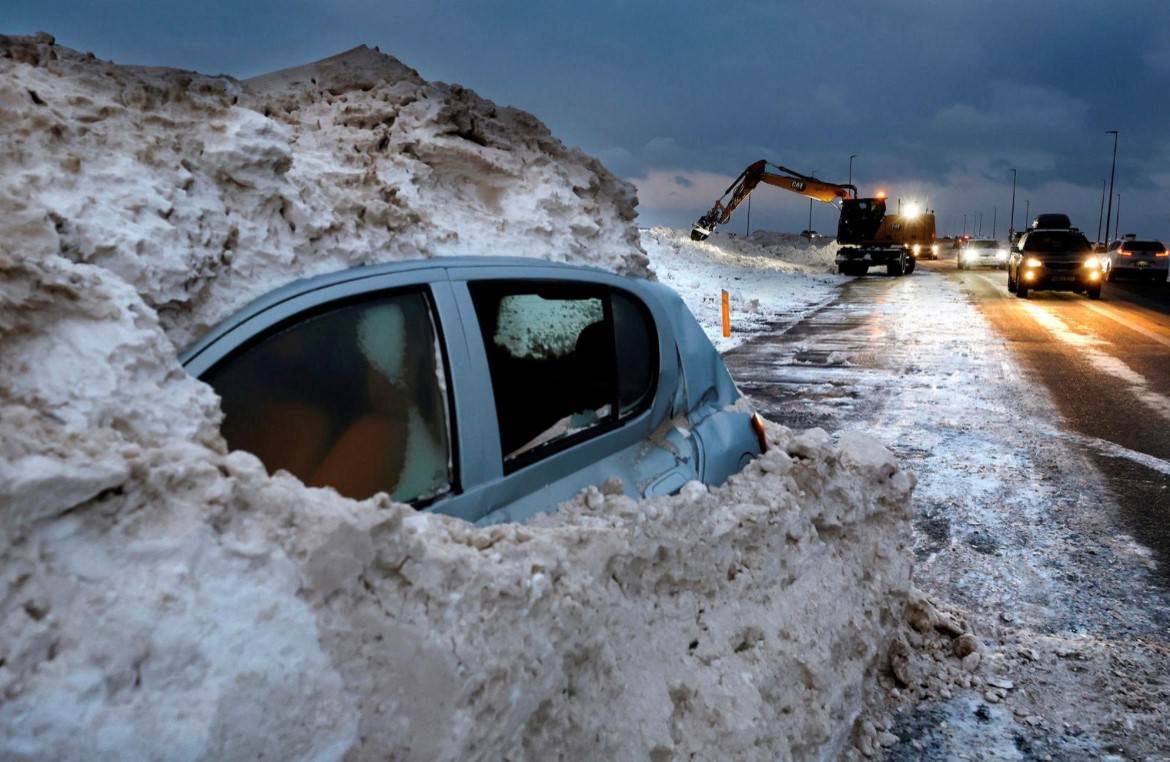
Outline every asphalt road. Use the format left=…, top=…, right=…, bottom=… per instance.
left=937, top=258, right=1170, bottom=581
left=726, top=256, right=1170, bottom=586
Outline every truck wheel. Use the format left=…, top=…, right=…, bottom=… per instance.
left=1087, top=285, right=1102, bottom=300
left=887, top=254, right=906, bottom=277
left=907, top=258, right=916, bottom=274
left=1016, top=283, right=1029, bottom=298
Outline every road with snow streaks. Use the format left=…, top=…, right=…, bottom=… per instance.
left=723, top=258, right=1170, bottom=760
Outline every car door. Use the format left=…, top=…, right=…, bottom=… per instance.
left=442, top=263, right=695, bottom=525
left=181, top=266, right=479, bottom=513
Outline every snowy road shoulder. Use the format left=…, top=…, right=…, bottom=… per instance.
left=641, top=227, right=847, bottom=351
left=722, top=267, right=1170, bottom=759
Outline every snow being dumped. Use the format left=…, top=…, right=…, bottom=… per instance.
left=643, top=227, right=845, bottom=350
left=1, top=33, right=914, bottom=760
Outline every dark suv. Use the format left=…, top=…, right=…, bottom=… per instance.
left=1008, top=229, right=1103, bottom=299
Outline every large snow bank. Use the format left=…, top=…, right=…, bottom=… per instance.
left=0, top=33, right=914, bottom=760
left=642, top=226, right=844, bottom=350
left=0, top=33, right=647, bottom=347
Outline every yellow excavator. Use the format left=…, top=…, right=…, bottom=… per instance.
left=690, top=159, right=937, bottom=276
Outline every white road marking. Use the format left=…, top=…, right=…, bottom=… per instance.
left=1081, top=300, right=1170, bottom=349
left=1019, top=303, right=1170, bottom=423
left=1057, top=430, right=1170, bottom=477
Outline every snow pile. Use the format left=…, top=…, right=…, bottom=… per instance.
left=642, top=226, right=845, bottom=350
left=0, top=33, right=646, bottom=347
left=1, top=33, right=915, bottom=760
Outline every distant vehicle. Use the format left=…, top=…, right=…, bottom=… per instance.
left=957, top=238, right=1008, bottom=270
left=1103, top=238, right=1169, bottom=282
left=799, top=229, right=822, bottom=239
left=688, top=159, right=934, bottom=276
left=1008, top=229, right=1103, bottom=299
left=1029, top=213, right=1072, bottom=231
left=180, top=258, right=766, bottom=525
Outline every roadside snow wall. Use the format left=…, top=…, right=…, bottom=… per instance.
left=0, top=33, right=914, bottom=761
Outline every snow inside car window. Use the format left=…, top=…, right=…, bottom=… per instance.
left=470, top=283, right=655, bottom=471
left=203, top=290, right=453, bottom=505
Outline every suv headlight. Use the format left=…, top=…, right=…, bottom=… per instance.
left=1084, top=256, right=1102, bottom=269
left=912, top=244, right=921, bottom=254
left=1024, top=257, right=1044, bottom=268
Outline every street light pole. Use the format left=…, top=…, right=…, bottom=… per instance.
left=1116, top=193, right=1121, bottom=237
left=1009, top=169, right=1017, bottom=236
left=1104, top=130, right=1119, bottom=244
left=1097, top=179, right=1106, bottom=244
left=1024, top=200, right=1030, bottom=229
left=745, top=194, right=751, bottom=237
left=848, top=154, right=857, bottom=186
left=963, top=213, right=967, bottom=235
left=992, top=207, right=997, bottom=239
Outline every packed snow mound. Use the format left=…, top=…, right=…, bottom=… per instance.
left=642, top=226, right=844, bottom=350
left=0, top=33, right=647, bottom=347
left=0, top=33, right=915, bottom=761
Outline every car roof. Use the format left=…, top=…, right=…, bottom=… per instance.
left=179, top=256, right=630, bottom=363
left=227, top=255, right=611, bottom=322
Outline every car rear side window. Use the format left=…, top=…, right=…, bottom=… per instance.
left=469, top=282, right=657, bottom=471
left=202, top=290, right=454, bottom=505
left=1121, top=240, right=1165, bottom=252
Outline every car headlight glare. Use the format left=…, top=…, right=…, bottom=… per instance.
left=1024, top=257, right=1043, bottom=268
left=1083, top=256, right=1102, bottom=269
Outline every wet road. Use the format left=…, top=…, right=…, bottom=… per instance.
left=725, top=257, right=1170, bottom=584
left=943, top=259, right=1170, bottom=579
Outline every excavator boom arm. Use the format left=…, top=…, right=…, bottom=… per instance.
left=691, top=160, right=856, bottom=240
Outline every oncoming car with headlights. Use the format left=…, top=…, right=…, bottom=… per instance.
left=957, top=238, right=1008, bottom=270
left=1008, top=229, right=1103, bottom=299
left=180, top=257, right=767, bottom=526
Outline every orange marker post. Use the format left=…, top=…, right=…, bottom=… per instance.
left=721, top=289, right=731, bottom=337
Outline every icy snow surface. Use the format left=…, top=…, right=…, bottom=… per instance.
left=0, top=34, right=914, bottom=761
left=642, top=226, right=845, bottom=351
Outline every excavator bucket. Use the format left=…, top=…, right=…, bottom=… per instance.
left=690, top=224, right=712, bottom=241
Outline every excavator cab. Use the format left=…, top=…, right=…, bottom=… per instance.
left=837, top=198, right=887, bottom=246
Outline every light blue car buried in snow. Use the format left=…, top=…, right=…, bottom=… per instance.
left=181, top=257, right=766, bottom=525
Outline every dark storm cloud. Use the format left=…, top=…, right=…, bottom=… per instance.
left=5, top=0, right=1168, bottom=236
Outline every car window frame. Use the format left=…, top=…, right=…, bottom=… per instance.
left=180, top=269, right=471, bottom=508
left=444, top=265, right=674, bottom=514
left=465, top=279, right=659, bottom=474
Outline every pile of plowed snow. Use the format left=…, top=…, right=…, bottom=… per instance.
left=643, top=226, right=844, bottom=350
left=0, top=34, right=646, bottom=347
left=0, top=33, right=913, bottom=760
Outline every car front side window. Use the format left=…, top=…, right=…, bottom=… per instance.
left=469, top=282, right=656, bottom=472
left=202, top=290, right=454, bottom=505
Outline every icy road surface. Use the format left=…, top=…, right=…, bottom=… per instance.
left=724, top=258, right=1170, bottom=760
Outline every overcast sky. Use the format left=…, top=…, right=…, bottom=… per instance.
left=7, top=1, right=1169, bottom=239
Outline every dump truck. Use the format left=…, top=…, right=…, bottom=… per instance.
left=691, top=160, right=937, bottom=276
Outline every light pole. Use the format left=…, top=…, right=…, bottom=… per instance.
left=1009, top=169, right=1017, bottom=237
left=745, top=194, right=751, bottom=237
left=963, top=213, right=967, bottom=235
left=992, top=207, right=997, bottom=239
left=1104, top=130, right=1119, bottom=244
left=1024, top=200, right=1030, bottom=229
left=848, top=154, right=857, bottom=186
left=1116, top=193, right=1121, bottom=237
left=1097, top=179, right=1106, bottom=244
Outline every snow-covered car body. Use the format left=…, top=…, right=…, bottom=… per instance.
left=1103, top=238, right=1168, bottom=282
left=181, top=257, right=762, bottom=525
left=957, top=238, right=1008, bottom=269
